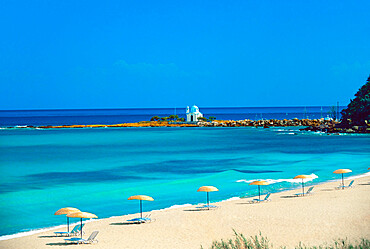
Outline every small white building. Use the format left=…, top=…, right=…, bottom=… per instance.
left=186, top=105, right=203, bottom=122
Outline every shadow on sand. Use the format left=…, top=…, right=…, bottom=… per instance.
left=110, top=222, right=148, bottom=226
left=46, top=242, right=74, bottom=246
left=39, top=235, right=60, bottom=238
left=280, top=195, right=299, bottom=198
left=320, top=188, right=335, bottom=191
left=183, top=208, right=215, bottom=212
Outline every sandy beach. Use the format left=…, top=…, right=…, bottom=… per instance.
left=1, top=175, right=369, bottom=249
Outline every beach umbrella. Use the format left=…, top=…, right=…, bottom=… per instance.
left=293, top=175, right=312, bottom=196
left=67, top=211, right=97, bottom=238
left=54, top=207, right=80, bottom=233
left=333, top=169, right=352, bottom=190
left=249, top=180, right=269, bottom=201
left=128, top=195, right=154, bottom=219
left=197, top=186, right=219, bottom=210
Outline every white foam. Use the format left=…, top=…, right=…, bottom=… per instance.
left=158, top=204, right=192, bottom=211
left=0, top=225, right=65, bottom=241
left=236, top=173, right=319, bottom=184
left=348, top=171, right=370, bottom=180
left=0, top=219, right=96, bottom=241
left=220, top=196, right=240, bottom=202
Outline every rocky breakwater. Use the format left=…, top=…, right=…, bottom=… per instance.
left=31, top=121, right=198, bottom=129
left=300, top=120, right=370, bottom=134
left=197, top=118, right=336, bottom=128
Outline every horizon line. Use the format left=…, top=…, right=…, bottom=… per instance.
left=0, top=105, right=347, bottom=112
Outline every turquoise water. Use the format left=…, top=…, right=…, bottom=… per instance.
left=0, top=127, right=369, bottom=237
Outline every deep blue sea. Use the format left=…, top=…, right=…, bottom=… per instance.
left=0, top=107, right=369, bottom=239
left=0, top=106, right=343, bottom=127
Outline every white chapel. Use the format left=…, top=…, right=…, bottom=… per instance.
left=186, top=105, right=203, bottom=122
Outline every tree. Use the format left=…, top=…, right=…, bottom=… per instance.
left=208, top=116, right=216, bottom=122
left=177, top=117, right=185, bottom=122
left=197, top=117, right=207, bottom=122
left=160, top=117, right=168, bottom=121
left=340, top=75, right=370, bottom=126
left=150, top=116, right=160, bottom=121
left=168, top=115, right=175, bottom=121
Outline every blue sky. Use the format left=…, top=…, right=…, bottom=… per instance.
left=1, top=0, right=369, bottom=110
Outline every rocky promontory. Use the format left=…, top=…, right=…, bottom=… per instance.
left=7, top=118, right=337, bottom=130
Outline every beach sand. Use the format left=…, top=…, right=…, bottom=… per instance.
left=1, top=175, right=369, bottom=249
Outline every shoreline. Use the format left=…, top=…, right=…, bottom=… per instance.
left=1, top=171, right=369, bottom=243
left=1, top=118, right=337, bottom=129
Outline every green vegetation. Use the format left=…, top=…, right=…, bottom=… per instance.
left=202, top=231, right=370, bottom=249
left=150, top=116, right=160, bottom=121
left=198, top=117, right=208, bottom=122
left=340, top=75, right=370, bottom=126
left=150, top=115, right=214, bottom=122
left=150, top=115, right=183, bottom=122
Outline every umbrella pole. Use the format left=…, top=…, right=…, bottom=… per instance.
left=207, top=192, right=210, bottom=210
left=342, top=174, right=344, bottom=190
left=140, top=200, right=143, bottom=218
left=67, top=217, right=69, bottom=233
left=258, top=185, right=261, bottom=201
left=80, top=218, right=83, bottom=239
left=302, top=179, right=305, bottom=196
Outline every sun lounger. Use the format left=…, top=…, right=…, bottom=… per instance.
left=336, top=180, right=354, bottom=189
left=54, top=224, right=82, bottom=237
left=127, top=214, right=153, bottom=223
left=252, top=193, right=271, bottom=203
left=196, top=204, right=219, bottom=209
left=64, top=231, right=99, bottom=244
left=294, top=186, right=314, bottom=197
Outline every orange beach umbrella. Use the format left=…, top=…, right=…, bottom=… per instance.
left=333, top=169, right=352, bottom=190
left=67, top=212, right=97, bottom=239
left=54, top=207, right=80, bottom=233
left=293, top=175, right=312, bottom=196
left=197, top=186, right=219, bottom=210
left=249, top=180, right=269, bottom=201
left=128, top=195, right=154, bottom=219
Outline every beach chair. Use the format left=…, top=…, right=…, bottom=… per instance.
left=64, top=231, right=99, bottom=244
left=336, top=180, right=354, bottom=189
left=54, top=224, right=81, bottom=237
left=294, top=186, right=314, bottom=197
left=196, top=204, right=219, bottom=209
left=127, top=214, right=153, bottom=224
left=252, top=193, right=271, bottom=203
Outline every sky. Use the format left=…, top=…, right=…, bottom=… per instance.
left=0, top=0, right=369, bottom=110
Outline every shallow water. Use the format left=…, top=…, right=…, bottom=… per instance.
left=0, top=127, right=369, bottom=237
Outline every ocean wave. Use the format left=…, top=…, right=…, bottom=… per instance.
left=158, top=204, right=193, bottom=211
left=0, top=225, right=66, bottom=241
left=220, top=196, right=240, bottom=202
left=0, top=219, right=97, bottom=241
left=236, top=173, right=319, bottom=184
left=348, top=171, right=370, bottom=180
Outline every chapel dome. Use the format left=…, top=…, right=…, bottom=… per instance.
left=191, top=105, right=199, bottom=113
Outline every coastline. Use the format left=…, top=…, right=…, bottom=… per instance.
left=2, top=118, right=336, bottom=129
left=1, top=172, right=369, bottom=248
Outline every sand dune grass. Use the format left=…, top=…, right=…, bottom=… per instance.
left=205, top=231, right=370, bottom=249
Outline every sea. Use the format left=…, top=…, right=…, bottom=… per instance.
left=0, top=107, right=369, bottom=239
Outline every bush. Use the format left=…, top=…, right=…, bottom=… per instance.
left=202, top=231, right=370, bottom=249
left=340, top=75, right=370, bottom=126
